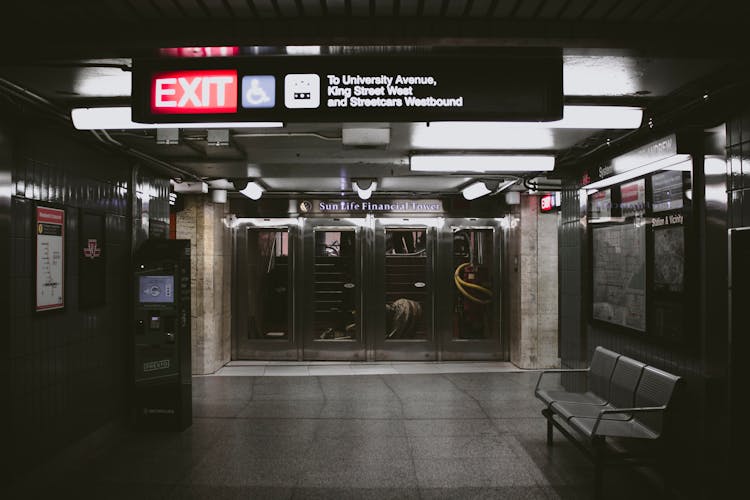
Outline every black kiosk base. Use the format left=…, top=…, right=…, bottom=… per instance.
left=132, top=239, right=191, bottom=431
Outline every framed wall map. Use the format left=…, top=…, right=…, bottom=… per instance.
left=35, top=205, right=65, bottom=312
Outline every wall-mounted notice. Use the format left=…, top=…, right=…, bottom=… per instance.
left=592, top=224, right=646, bottom=331
left=620, top=179, right=646, bottom=218
left=654, top=226, right=684, bottom=293
left=651, top=170, right=684, bottom=213
left=36, top=206, right=65, bottom=311
left=589, top=189, right=612, bottom=219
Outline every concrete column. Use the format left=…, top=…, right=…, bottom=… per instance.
left=511, top=194, right=560, bottom=369
left=176, top=195, right=232, bottom=374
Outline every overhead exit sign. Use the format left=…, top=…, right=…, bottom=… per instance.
left=132, top=50, right=563, bottom=124
left=151, top=70, right=238, bottom=113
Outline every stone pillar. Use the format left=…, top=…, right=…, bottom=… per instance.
left=510, top=194, right=560, bottom=369
left=176, top=195, right=232, bottom=374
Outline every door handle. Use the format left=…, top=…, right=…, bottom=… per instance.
left=414, top=282, right=426, bottom=288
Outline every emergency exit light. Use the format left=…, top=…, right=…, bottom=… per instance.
left=540, top=192, right=561, bottom=212
left=151, top=70, right=238, bottom=114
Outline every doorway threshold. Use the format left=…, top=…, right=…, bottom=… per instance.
left=208, top=361, right=527, bottom=377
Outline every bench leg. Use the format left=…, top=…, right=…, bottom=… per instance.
left=541, top=408, right=553, bottom=446
left=593, top=438, right=604, bottom=500
left=547, top=417, right=553, bottom=445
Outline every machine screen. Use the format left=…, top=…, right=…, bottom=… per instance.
left=139, top=275, right=175, bottom=303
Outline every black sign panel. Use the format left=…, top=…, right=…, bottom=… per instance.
left=79, top=211, right=105, bottom=308
left=132, top=51, right=563, bottom=124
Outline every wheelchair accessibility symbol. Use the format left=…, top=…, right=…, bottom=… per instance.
left=241, top=76, right=275, bottom=108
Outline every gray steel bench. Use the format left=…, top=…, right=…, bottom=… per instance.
left=538, top=350, right=682, bottom=498
left=535, top=346, right=620, bottom=408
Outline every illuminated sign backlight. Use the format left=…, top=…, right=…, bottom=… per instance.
left=133, top=52, right=563, bottom=123
left=151, top=70, right=238, bottom=114
left=160, top=47, right=240, bottom=57
left=540, top=193, right=561, bottom=212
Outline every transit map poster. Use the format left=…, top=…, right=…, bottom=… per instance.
left=592, top=224, right=646, bottom=331
left=35, top=206, right=65, bottom=311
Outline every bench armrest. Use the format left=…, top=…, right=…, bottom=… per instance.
left=535, top=368, right=589, bottom=393
left=591, top=405, right=667, bottom=437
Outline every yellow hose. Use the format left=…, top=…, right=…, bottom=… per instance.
left=454, top=262, right=492, bottom=304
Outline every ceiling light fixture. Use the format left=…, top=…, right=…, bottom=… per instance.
left=352, top=179, right=377, bottom=200
left=461, top=179, right=518, bottom=201
left=239, top=181, right=265, bottom=200
left=71, top=107, right=283, bottom=130
left=410, top=155, right=555, bottom=173
left=462, top=181, right=491, bottom=200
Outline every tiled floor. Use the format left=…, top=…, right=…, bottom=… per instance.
left=6, top=370, right=669, bottom=499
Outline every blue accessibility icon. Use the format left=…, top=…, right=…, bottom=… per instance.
left=242, top=76, right=275, bottom=108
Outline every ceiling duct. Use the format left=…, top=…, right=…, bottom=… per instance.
left=342, top=126, right=390, bottom=148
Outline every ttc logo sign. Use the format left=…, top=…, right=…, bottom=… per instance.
left=83, top=239, right=101, bottom=259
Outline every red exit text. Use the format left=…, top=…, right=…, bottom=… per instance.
left=151, top=70, right=238, bottom=114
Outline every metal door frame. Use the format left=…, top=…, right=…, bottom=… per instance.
left=231, top=219, right=300, bottom=360
left=371, top=218, right=438, bottom=361
left=437, top=218, right=507, bottom=360
left=301, top=217, right=367, bottom=360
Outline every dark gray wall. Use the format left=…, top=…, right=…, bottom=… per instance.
left=726, top=110, right=750, bottom=485
left=1, top=103, right=170, bottom=482
left=0, top=124, right=12, bottom=483
left=558, top=130, right=731, bottom=496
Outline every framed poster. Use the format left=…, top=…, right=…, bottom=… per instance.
left=592, top=224, right=646, bottom=332
left=620, top=178, right=646, bottom=218
left=589, top=189, right=612, bottom=220
left=79, top=211, right=106, bottom=308
left=35, top=205, right=65, bottom=311
left=651, top=170, right=684, bottom=213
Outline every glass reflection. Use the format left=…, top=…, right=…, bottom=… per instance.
left=314, top=230, right=358, bottom=340
left=385, top=229, right=427, bottom=340
left=246, top=229, right=289, bottom=340
left=452, top=229, right=494, bottom=339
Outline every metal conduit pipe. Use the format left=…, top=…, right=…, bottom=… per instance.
left=0, top=77, right=201, bottom=182
left=91, top=130, right=202, bottom=182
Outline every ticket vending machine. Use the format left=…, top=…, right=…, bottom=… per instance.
left=132, top=239, right=191, bottom=430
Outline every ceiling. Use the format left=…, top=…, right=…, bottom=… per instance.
left=1, top=1, right=748, bottom=199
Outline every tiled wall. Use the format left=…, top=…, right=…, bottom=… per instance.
left=727, top=112, right=750, bottom=228
left=726, top=109, right=750, bottom=483
left=1, top=107, right=169, bottom=479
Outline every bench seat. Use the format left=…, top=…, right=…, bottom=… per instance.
left=534, top=346, right=619, bottom=407
left=569, top=415, right=659, bottom=440
left=538, top=349, right=682, bottom=499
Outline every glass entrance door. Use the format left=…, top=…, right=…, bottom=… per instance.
left=372, top=221, right=436, bottom=360
left=302, top=219, right=366, bottom=360
left=437, top=220, right=505, bottom=360
left=233, top=221, right=298, bottom=360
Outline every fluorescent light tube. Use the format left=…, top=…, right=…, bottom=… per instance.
left=71, top=107, right=283, bottom=130
left=411, top=155, right=555, bottom=173
left=462, top=181, right=491, bottom=200
left=553, top=105, right=642, bottom=129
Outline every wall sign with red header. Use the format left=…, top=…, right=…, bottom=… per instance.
left=35, top=206, right=65, bottom=312
left=132, top=50, right=563, bottom=124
